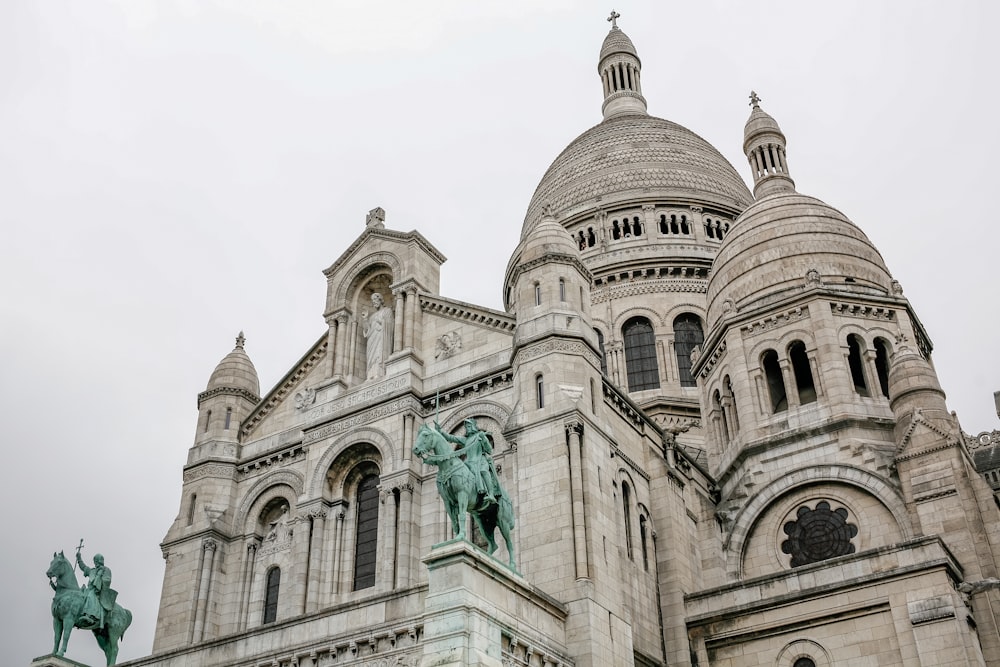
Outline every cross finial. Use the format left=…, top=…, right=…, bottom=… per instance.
left=236, top=331, right=246, bottom=349
left=607, top=10, right=620, bottom=28
left=749, top=90, right=761, bottom=108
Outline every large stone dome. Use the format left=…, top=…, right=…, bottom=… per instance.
left=206, top=332, right=260, bottom=396
left=521, top=114, right=753, bottom=238
left=706, top=193, right=894, bottom=328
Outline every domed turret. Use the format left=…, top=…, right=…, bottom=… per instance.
left=599, top=12, right=646, bottom=120
left=888, top=344, right=948, bottom=415
left=206, top=331, right=260, bottom=395
left=194, top=332, right=261, bottom=449
left=744, top=92, right=794, bottom=198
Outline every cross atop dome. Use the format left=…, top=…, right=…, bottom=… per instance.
left=235, top=331, right=246, bottom=349
left=607, top=10, right=620, bottom=28
left=749, top=90, right=761, bottom=108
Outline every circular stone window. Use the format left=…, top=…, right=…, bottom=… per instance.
left=781, top=500, right=858, bottom=567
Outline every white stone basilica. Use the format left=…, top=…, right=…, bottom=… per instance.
left=120, top=18, right=1000, bottom=667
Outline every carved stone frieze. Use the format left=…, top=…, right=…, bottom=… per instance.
left=306, top=373, right=410, bottom=419
left=591, top=278, right=707, bottom=304
left=434, top=330, right=462, bottom=359
left=237, top=445, right=306, bottom=478
left=183, top=463, right=236, bottom=483
left=304, top=396, right=421, bottom=444
left=829, top=301, right=895, bottom=321
left=741, top=306, right=809, bottom=338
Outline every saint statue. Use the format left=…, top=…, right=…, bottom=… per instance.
left=435, top=418, right=501, bottom=503
left=77, top=551, right=116, bottom=629
left=361, top=292, right=394, bottom=379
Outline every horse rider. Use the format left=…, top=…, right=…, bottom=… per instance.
left=77, top=551, right=116, bottom=628
left=434, top=419, right=501, bottom=503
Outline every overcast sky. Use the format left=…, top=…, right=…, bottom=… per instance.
left=3, top=1, right=998, bottom=664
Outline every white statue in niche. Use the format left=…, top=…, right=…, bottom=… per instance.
left=361, top=292, right=394, bottom=379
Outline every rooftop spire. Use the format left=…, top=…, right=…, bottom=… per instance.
left=598, top=13, right=647, bottom=119
left=743, top=91, right=795, bottom=198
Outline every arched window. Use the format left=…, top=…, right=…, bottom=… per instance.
left=263, top=567, right=280, bottom=624
left=621, top=482, right=634, bottom=560
left=632, top=216, right=642, bottom=237
left=714, top=389, right=729, bottom=443
left=559, top=278, right=566, bottom=302
left=187, top=493, right=197, bottom=526
left=659, top=215, right=668, bottom=234
left=534, top=282, right=541, bottom=306
left=612, top=220, right=621, bottom=240
left=793, top=659, right=816, bottom=667
left=705, top=218, right=716, bottom=238
left=353, top=474, right=380, bottom=591
left=673, top=314, right=704, bottom=387
left=623, top=317, right=660, bottom=392
left=679, top=215, right=690, bottom=234
left=789, top=341, right=816, bottom=404
left=725, top=375, right=740, bottom=433
left=224, top=407, right=232, bottom=430
left=762, top=349, right=787, bottom=413
left=874, top=337, right=891, bottom=398
left=595, top=328, right=608, bottom=376
left=536, top=374, right=545, bottom=409
left=639, top=514, right=649, bottom=571
left=204, top=410, right=211, bottom=433
left=847, top=334, right=869, bottom=396
left=587, top=227, right=596, bottom=247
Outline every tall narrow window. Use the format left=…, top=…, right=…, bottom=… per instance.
left=559, top=278, right=566, bottom=302
left=224, top=407, right=232, bottom=430
left=874, top=338, right=891, bottom=398
left=187, top=493, right=197, bottom=526
left=534, top=283, right=541, bottom=306
left=762, top=349, right=787, bottom=413
left=536, top=374, right=545, bottom=409
left=353, top=474, right=380, bottom=591
left=622, top=482, right=634, bottom=560
left=595, top=328, right=608, bottom=375
left=789, top=341, right=816, bottom=404
left=263, top=567, right=280, bottom=624
left=714, top=389, right=729, bottom=442
left=725, top=376, right=740, bottom=432
left=623, top=317, right=660, bottom=391
left=847, top=334, right=869, bottom=396
left=639, top=515, right=649, bottom=571
left=204, top=410, right=211, bottom=433
left=673, top=314, right=704, bottom=387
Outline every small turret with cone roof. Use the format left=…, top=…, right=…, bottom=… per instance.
left=193, top=331, right=261, bottom=452
left=599, top=11, right=647, bottom=119
left=744, top=91, right=795, bottom=198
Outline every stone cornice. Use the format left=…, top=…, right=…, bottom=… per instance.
left=237, top=444, right=306, bottom=478
left=197, top=386, right=260, bottom=408
left=242, top=333, right=327, bottom=439
left=323, top=227, right=446, bottom=278
left=592, top=277, right=707, bottom=304
left=419, top=295, right=516, bottom=333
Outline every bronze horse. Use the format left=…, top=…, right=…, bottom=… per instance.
left=46, top=551, right=133, bottom=665
left=413, top=423, right=516, bottom=569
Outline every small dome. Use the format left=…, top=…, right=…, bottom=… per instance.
left=706, top=193, right=893, bottom=328
left=522, top=114, right=753, bottom=238
left=600, top=26, right=639, bottom=62
left=521, top=212, right=578, bottom=264
left=206, top=332, right=260, bottom=396
left=744, top=102, right=785, bottom=150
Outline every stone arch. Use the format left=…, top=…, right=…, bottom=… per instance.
left=333, top=252, right=403, bottom=309
left=613, top=306, right=662, bottom=333
left=775, top=639, right=831, bottom=667
left=661, top=302, right=705, bottom=328
left=307, top=426, right=396, bottom=499
left=746, top=327, right=817, bottom=366
left=234, top=470, right=305, bottom=536
left=723, top=464, right=911, bottom=577
left=436, top=400, right=512, bottom=447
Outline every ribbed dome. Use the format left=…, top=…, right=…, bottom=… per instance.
left=206, top=333, right=260, bottom=396
left=888, top=344, right=946, bottom=411
left=744, top=104, right=784, bottom=148
left=600, top=27, right=638, bottom=61
left=706, top=193, right=893, bottom=327
left=521, top=115, right=753, bottom=238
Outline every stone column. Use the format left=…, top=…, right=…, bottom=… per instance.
left=347, top=320, right=359, bottom=378
left=237, top=538, right=259, bottom=632
left=779, top=359, right=799, bottom=408
left=404, top=286, right=419, bottom=350
left=393, top=289, right=405, bottom=353
left=565, top=420, right=589, bottom=580
left=330, top=508, right=346, bottom=598
left=306, top=508, right=328, bottom=612
left=397, top=482, right=414, bottom=587
left=334, top=314, right=348, bottom=377
left=192, top=539, right=218, bottom=642
left=289, top=513, right=311, bottom=614
left=380, top=487, right=398, bottom=591
left=403, top=413, right=414, bottom=465
left=325, top=317, right=338, bottom=378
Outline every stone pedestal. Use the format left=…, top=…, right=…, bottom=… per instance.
left=420, top=539, right=571, bottom=667
left=30, top=656, right=91, bottom=667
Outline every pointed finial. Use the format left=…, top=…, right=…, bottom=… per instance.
left=749, top=90, right=761, bottom=108
left=235, top=331, right=246, bottom=349
left=607, top=10, right=620, bottom=28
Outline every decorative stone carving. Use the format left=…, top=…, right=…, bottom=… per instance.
left=365, top=206, right=386, bottom=228
left=434, top=330, right=462, bottom=359
left=781, top=501, right=858, bottom=567
left=294, top=387, right=316, bottom=410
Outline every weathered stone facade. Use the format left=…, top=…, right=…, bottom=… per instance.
left=123, top=20, right=1000, bottom=667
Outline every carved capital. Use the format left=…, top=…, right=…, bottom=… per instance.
left=564, top=419, right=584, bottom=437
left=202, top=539, right=218, bottom=553
left=309, top=508, right=328, bottom=521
